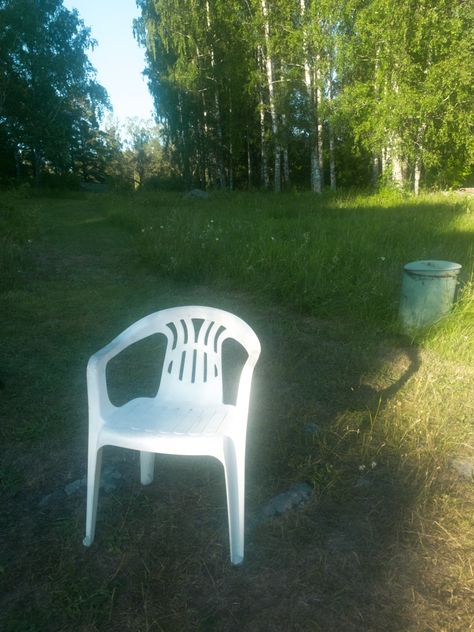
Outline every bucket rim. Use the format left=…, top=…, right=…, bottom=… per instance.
left=403, top=260, right=462, bottom=276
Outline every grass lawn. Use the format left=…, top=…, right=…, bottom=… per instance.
left=1, top=188, right=473, bottom=631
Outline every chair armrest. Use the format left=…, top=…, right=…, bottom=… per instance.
left=235, top=351, right=259, bottom=419
left=87, top=314, right=162, bottom=422
left=87, top=352, right=115, bottom=422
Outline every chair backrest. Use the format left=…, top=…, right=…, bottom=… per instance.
left=153, top=306, right=260, bottom=405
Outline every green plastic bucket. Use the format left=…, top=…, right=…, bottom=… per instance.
left=399, top=260, right=462, bottom=331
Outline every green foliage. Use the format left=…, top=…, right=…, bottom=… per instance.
left=338, top=0, right=474, bottom=189
left=136, top=0, right=473, bottom=192
left=0, top=0, right=110, bottom=184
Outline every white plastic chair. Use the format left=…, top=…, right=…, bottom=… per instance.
left=83, top=306, right=261, bottom=565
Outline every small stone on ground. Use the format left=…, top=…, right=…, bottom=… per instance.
left=261, top=482, right=313, bottom=518
left=451, top=457, right=474, bottom=480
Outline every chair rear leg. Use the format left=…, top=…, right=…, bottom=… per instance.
left=140, top=451, right=155, bottom=485
left=223, top=440, right=245, bottom=565
left=83, top=446, right=103, bottom=547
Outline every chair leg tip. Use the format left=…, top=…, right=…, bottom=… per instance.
left=230, top=554, right=244, bottom=565
left=83, top=536, right=93, bottom=547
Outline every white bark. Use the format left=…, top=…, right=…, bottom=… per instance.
left=316, top=63, right=324, bottom=186
left=392, top=152, right=404, bottom=187
left=201, top=91, right=209, bottom=186
left=261, top=0, right=281, bottom=192
left=390, top=82, right=404, bottom=188
left=300, top=0, right=321, bottom=193
left=371, top=154, right=379, bottom=186
left=414, top=160, right=421, bottom=195
left=413, top=124, right=426, bottom=195
left=283, top=147, right=289, bottom=184
left=328, top=70, right=336, bottom=191
left=329, top=129, right=336, bottom=190
left=206, top=1, right=225, bottom=189
left=257, top=49, right=270, bottom=189
left=247, top=136, right=252, bottom=188
left=282, top=113, right=289, bottom=184
left=382, top=145, right=389, bottom=175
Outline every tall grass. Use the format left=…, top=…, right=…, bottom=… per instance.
left=113, top=189, right=473, bottom=357
left=0, top=191, right=40, bottom=291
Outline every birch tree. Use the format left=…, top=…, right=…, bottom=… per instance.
left=135, top=0, right=473, bottom=192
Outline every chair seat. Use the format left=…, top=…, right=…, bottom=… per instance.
left=99, top=397, right=237, bottom=453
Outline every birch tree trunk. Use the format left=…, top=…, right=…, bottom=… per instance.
left=390, top=82, right=404, bottom=187
left=316, top=63, right=324, bottom=187
left=228, top=138, right=234, bottom=190
left=206, top=1, right=225, bottom=189
left=282, top=113, right=289, bottom=185
left=371, top=154, right=379, bottom=187
left=247, top=135, right=252, bottom=188
left=392, top=152, right=404, bottom=187
left=413, top=124, right=426, bottom=195
left=300, top=0, right=321, bottom=193
left=261, top=0, right=281, bottom=192
left=257, top=94, right=269, bottom=187
left=283, top=147, right=289, bottom=185
left=328, top=128, right=336, bottom=190
left=414, top=160, right=421, bottom=195
left=328, top=68, right=336, bottom=190
left=259, top=97, right=269, bottom=188
left=200, top=91, right=210, bottom=187
left=382, top=145, right=389, bottom=176
left=177, top=93, right=191, bottom=188
left=257, top=45, right=270, bottom=188
left=385, top=133, right=404, bottom=186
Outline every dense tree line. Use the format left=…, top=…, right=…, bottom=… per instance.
left=135, top=0, right=473, bottom=192
left=0, top=0, right=167, bottom=189
left=0, top=0, right=112, bottom=184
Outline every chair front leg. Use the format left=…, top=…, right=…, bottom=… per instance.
left=140, top=451, right=155, bottom=486
left=222, top=439, right=246, bottom=565
left=83, top=446, right=103, bottom=547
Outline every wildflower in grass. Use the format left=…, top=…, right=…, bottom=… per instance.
left=358, top=464, right=366, bottom=471
left=371, top=461, right=377, bottom=469
left=379, top=256, right=386, bottom=261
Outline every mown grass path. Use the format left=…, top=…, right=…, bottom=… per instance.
left=1, top=195, right=473, bottom=631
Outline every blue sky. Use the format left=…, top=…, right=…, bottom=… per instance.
left=63, top=0, right=155, bottom=125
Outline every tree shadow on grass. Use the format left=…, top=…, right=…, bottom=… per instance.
left=231, top=312, right=424, bottom=631
left=70, top=303, right=424, bottom=632
left=0, top=295, right=423, bottom=631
